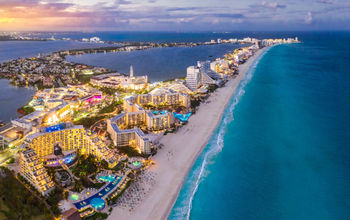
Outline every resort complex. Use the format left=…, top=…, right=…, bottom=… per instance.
left=90, top=66, right=148, bottom=90
left=23, top=123, right=120, bottom=168
left=0, top=36, right=299, bottom=219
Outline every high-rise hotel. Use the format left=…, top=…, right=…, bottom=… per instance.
left=19, top=149, right=55, bottom=196
left=19, top=123, right=120, bottom=195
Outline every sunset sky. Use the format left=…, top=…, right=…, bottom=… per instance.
left=0, top=0, right=349, bottom=31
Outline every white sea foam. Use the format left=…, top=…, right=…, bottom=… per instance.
left=171, top=48, right=270, bottom=220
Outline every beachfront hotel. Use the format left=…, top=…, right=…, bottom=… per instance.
left=137, top=87, right=191, bottom=109
left=186, top=65, right=201, bottom=90
left=19, top=148, right=55, bottom=196
left=186, top=61, right=223, bottom=91
left=23, top=123, right=119, bottom=168
left=19, top=123, right=121, bottom=195
left=107, top=101, right=163, bottom=155
left=107, top=89, right=190, bottom=154
left=124, top=96, right=175, bottom=131
left=107, top=116, right=151, bottom=154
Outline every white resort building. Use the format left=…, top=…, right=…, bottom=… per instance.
left=186, top=61, right=223, bottom=91
left=90, top=66, right=148, bottom=90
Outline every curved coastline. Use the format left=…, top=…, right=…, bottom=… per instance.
left=0, top=79, right=36, bottom=123
left=109, top=45, right=273, bottom=220
left=170, top=45, right=274, bottom=220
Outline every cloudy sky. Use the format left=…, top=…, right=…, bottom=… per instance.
left=0, top=0, right=349, bottom=31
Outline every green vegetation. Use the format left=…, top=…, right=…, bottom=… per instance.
left=98, top=100, right=123, bottom=114
left=207, top=84, right=219, bottom=93
left=71, top=180, right=83, bottom=193
left=163, top=76, right=185, bottom=83
left=135, top=88, right=150, bottom=94
left=73, top=115, right=105, bottom=128
left=100, top=159, right=110, bottom=170
left=33, top=80, right=51, bottom=90
left=0, top=167, right=53, bottom=220
left=46, top=187, right=64, bottom=216
left=71, top=155, right=110, bottom=192
left=83, top=211, right=108, bottom=220
left=89, top=85, right=121, bottom=96
left=77, top=73, right=94, bottom=84
left=118, top=146, right=143, bottom=157
left=107, top=180, right=131, bottom=205
left=17, top=105, right=35, bottom=115
left=89, top=83, right=138, bottom=95
left=190, top=97, right=201, bottom=112
left=77, top=176, right=104, bottom=189
left=72, top=155, right=98, bottom=177
left=6, top=157, right=15, bottom=164
left=64, top=191, right=69, bottom=200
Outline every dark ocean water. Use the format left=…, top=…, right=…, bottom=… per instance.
left=66, top=43, right=241, bottom=82
left=33, top=31, right=300, bottom=43
left=0, top=40, right=111, bottom=63
left=0, top=79, right=35, bottom=122
left=169, top=32, right=350, bottom=220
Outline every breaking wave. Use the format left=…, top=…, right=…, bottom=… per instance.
left=169, top=47, right=271, bottom=220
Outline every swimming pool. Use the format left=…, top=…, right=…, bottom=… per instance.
left=98, top=174, right=116, bottom=182
left=173, top=112, right=192, bottom=122
left=132, top=161, right=141, bottom=166
left=70, top=194, right=79, bottom=201
left=153, top=110, right=168, bottom=114
left=73, top=175, right=122, bottom=210
left=90, top=198, right=105, bottom=210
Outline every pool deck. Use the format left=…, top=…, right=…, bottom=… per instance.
left=72, top=175, right=125, bottom=210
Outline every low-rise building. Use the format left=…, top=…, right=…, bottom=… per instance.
left=136, top=87, right=190, bottom=108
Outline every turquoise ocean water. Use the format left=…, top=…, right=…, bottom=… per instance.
left=169, top=32, right=350, bottom=220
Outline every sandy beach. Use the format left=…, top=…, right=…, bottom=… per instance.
left=109, top=46, right=270, bottom=220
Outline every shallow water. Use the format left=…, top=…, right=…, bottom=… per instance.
left=169, top=32, right=350, bottom=220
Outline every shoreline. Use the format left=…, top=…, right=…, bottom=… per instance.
left=0, top=79, right=36, bottom=123
left=109, top=46, right=272, bottom=220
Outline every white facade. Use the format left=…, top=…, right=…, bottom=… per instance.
left=186, top=66, right=201, bottom=91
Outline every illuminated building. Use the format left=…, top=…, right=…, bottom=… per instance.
left=88, top=132, right=119, bottom=168
left=80, top=95, right=102, bottom=106
left=24, top=123, right=119, bottom=168
left=166, top=81, right=193, bottom=94
left=19, top=123, right=120, bottom=197
left=107, top=94, right=180, bottom=154
left=19, top=149, right=55, bottom=196
left=45, top=99, right=65, bottom=109
left=0, top=123, right=27, bottom=150
left=186, top=65, right=201, bottom=90
left=124, top=98, right=175, bottom=130
left=134, top=88, right=191, bottom=108
left=56, top=104, right=73, bottom=119
left=90, top=70, right=148, bottom=90
left=107, top=118, right=151, bottom=155
left=210, top=60, right=229, bottom=74
left=198, top=61, right=222, bottom=86
left=11, top=110, right=45, bottom=130
left=186, top=61, right=223, bottom=90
